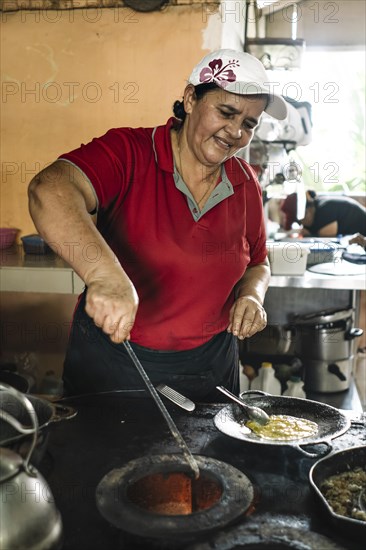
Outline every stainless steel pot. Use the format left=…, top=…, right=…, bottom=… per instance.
left=303, top=357, right=355, bottom=393
left=291, top=308, right=363, bottom=392
left=292, top=307, right=354, bottom=326
left=293, top=308, right=363, bottom=361
left=213, top=390, right=351, bottom=458
left=294, top=324, right=362, bottom=362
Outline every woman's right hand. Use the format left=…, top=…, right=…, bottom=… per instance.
left=85, top=274, right=139, bottom=344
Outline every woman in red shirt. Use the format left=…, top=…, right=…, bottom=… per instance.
left=28, top=49, right=287, bottom=399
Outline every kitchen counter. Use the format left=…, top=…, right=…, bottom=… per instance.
left=0, top=246, right=84, bottom=294
left=38, top=392, right=365, bottom=550
left=270, top=270, right=365, bottom=291
left=1, top=246, right=365, bottom=293
left=307, top=377, right=364, bottom=412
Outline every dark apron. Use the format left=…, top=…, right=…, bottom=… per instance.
left=63, top=292, right=239, bottom=401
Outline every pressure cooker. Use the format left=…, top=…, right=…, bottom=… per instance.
left=291, top=308, right=363, bottom=393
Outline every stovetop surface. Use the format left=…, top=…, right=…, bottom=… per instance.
left=38, top=391, right=366, bottom=550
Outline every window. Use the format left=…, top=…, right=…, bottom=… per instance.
left=285, top=49, right=365, bottom=194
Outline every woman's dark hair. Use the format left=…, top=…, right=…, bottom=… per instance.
left=173, top=83, right=219, bottom=121
left=173, top=83, right=269, bottom=122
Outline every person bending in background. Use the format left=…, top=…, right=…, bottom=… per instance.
left=348, top=233, right=366, bottom=249
left=281, top=190, right=366, bottom=238
left=281, top=191, right=366, bottom=349
left=27, top=49, right=287, bottom=400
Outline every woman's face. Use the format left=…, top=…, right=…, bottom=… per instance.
left=183, top=86, right=267, bottom=166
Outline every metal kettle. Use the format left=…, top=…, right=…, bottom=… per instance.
left=0, top=383, right=62, bottom=550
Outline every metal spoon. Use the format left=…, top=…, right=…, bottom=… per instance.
left=123, top=341, right=200, bottom=479
left=216, top=386, right=270, bottom=426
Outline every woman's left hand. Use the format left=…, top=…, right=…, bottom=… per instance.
left=227, top=295, right=267, bottom=340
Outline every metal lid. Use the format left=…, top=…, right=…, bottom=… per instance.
left=293, top=308, right=354, bottom=326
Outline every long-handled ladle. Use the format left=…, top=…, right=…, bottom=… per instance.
left=216, top=385, right=270, bottom=425
left=123, top=341, right=200, bottom=479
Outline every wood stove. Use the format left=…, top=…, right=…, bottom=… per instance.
left=37, top=391, right=365, bottom=550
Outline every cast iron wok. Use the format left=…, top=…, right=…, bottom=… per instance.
left=0, top=385, right=76, bottom=463
left=309, top=445, right=366, bottom=540
left=213, top=390, right=351, bottom=458
left=0, top=370, right=30, bottom=393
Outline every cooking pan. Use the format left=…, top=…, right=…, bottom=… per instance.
left=0, top=370, right=30, bottom=393
left=0, top=384, right=77, bottom=462
left=309, top=445, right=366, bottom=540
left=213, top=390, right=351, bottom=458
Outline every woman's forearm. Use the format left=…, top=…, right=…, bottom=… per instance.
left=227, top=261, right=270, bottom=339
left=29, top=160, right=138, bottom=342
left=235, top=261, right=271, bottom=304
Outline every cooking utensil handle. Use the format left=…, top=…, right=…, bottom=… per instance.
left=216, top=386, right=269, bottom=425
left=239, top=390, right=270, bottom=398
left=0, top=382, right=38, bottom=474
left=217, top=386, right=249, bottom=407
left=156, top=384, right=196, bottom=412
left=122, top=341, right=200, bottom=479
left=51, top=404, right=78, bottom=422
left=0, top=410, right=35, bottom=435
left=345, top=327, right=363, bottom=340
left=296, top=440, right=333, bottom=458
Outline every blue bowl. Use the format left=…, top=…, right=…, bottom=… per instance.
left=21, top=234, right=53, bottom=255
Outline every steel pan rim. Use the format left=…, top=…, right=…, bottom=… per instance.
left=213, top=395, right=351, bottom=448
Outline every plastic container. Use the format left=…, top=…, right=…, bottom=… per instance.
left=251, top=362, right=282, bottom=395
left=273, top=357, right=303, bottom=388
left=21, top=234, right=53, bottom=255
left=266, top=241, right=310, bottom=275
left=307, top=241, right=339, bottom=266
left=239, top=362, right=250, bottom=393
left=39, top=370, right=64, bottom=397
left=283, top=375, right=306, bottom=398
left=0, top=227, right=19, bottom=249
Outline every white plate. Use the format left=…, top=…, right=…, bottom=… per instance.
left=308, top=261, right=365, bottom=276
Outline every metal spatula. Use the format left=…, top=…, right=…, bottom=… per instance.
left=123, top=341, right=200, bottom=479
left=156, top=384, right=196, bottom=412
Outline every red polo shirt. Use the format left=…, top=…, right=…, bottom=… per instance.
left=59, top=118, right=267, bottom=350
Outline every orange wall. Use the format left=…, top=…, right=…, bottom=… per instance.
left=1, top=4, right=218, bottom=236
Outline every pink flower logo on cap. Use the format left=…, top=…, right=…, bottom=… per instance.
left=199, top=58, right=239, bottom=88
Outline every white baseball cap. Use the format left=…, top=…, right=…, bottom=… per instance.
left=188, top=49, right=288, bottom=120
